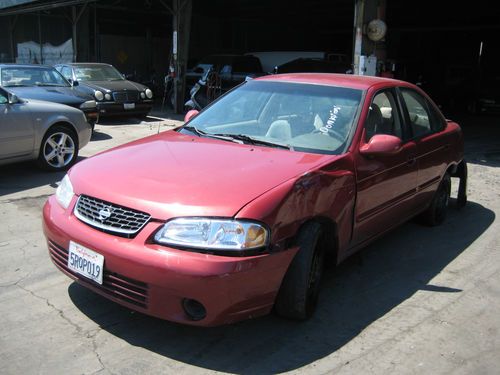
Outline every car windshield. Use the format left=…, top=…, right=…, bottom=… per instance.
left=185, top=80, right=362, bottom=154
left=73, top=65, right=124, bottom=81
left=1, top=67, right=70, bottom=87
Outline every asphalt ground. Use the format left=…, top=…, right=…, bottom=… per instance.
left=0, top=112, right=499, bottom=374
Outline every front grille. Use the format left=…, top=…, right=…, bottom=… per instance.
left=48, top=240, right=149, bottom=309
left=74, top=195, right=151, bottom=237
left=113, top=91, right=140, bottom=103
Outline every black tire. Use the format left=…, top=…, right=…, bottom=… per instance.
left=420, top=173, right=451, bottom=226
left=37, top=125, right=79, bottom=172
left=275, top=222, right=325, bottom=320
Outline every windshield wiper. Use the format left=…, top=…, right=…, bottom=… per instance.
left=3, top=84, right=28, bottom=87
left=213, top=133, right=293, bottom=150
left=182, top=126, right=239, bottom=143
left=182, top=127, right=293, bottom=150
left=34, top=83, right=66, bottom=87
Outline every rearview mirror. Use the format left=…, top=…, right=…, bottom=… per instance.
left=69, top=79, right=79, bottom=87
left=359, top=134, right=402, bottom=157
left=184, top=109, right=199, bottom=123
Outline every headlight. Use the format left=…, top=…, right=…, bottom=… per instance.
left=145, top=89, right=153, bottom=99
left=104, top=93, right=112, bottom=100
left=55, top=174, right=74, bottom=209
left=94, top=90, right=104, bottom=101
left=140, top=92, right=146, bottom=99
left=80, top=100, right=97, bottom=109
left=154, top=218, right=269, bottom=252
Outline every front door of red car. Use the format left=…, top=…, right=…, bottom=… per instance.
left=399, top=88, right=450, bottom=207
left=353, top=89, right=418, bottom=245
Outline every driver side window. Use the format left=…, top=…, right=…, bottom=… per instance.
left=365, top=90, right=403, bottom=141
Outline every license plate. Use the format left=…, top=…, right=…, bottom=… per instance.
left=68, top=241, right=104, bottom=284
left=124, top=103, right=135, bottom=110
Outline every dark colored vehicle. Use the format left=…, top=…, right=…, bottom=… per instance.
left=0, top=64, right=98, bottom=127
left=274, top=58, right=351, bottom=74
left=185, top=54, right=264, bottom=110
left=43, top=74, right=467, bottom=326
left=55, top=63, right=154, bottom=117
left=468, top=73, right=500, bottom=114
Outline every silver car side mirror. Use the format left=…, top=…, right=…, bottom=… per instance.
left=8, top=93, right=19, bottom=104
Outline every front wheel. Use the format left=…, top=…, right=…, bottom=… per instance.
left=275, top=222, right=325, bottom=320
left=37, top=126, right=79, bottom=172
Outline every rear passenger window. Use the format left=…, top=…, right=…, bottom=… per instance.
left=401, top=89, right=434, bottom=137
left=365, top=90, right=403, bottom=141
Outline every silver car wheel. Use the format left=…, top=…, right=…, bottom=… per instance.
left=43, top=132, right=76, bottom=168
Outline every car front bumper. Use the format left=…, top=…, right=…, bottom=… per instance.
left=96, top=100, right=153, bottom=116
left=42, top=195, right=297, bottom=326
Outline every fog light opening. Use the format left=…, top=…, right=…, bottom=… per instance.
left=182, top=298, right=207, bottom=321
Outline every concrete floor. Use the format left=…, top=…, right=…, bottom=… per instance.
left=0, top=113, right=499, bottom=374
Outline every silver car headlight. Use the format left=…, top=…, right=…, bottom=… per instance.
left=94, top=90, right=104, bottom=101
left=55, top=174, right=74, bottom=209
left=104, top=93, right=112, bottom=101
left=145, top=89, right=153, bottom=99
left=80, top=100, right=97, bottom=109
left=154, top=218, right=269, bottom=252
left=140, top=92, right=146, bottom=99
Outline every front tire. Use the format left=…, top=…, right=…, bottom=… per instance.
left=37, top=125, right=79, bottom=172
left=275, top=222, right=325, bottom=320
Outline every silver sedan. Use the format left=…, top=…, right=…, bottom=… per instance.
left=0, top=87, right=92, bottom=171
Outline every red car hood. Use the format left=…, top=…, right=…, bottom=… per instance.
left=69, top=131, right=332, bottom=219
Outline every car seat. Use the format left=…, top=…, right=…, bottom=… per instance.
left=266, top=120, right=292, bottom=141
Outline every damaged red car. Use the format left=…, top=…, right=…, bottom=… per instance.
left=43, top=73, right=467, bottom=326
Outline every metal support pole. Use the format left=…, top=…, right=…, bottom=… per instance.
left=353, top=0, right=364, bottom=75
left=72, top=6, right=77, bottom=61
left=94, top=3, right=98, bottom=61
left=38, top=12, right=43, bottom=64
left=172, top=0, right=179, bottom=112
left=9, top=16, right=18, bottom=63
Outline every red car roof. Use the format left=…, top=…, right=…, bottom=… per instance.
left=256, top=73, right=411, bottom=90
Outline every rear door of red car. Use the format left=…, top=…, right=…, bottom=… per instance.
left=353, top=88, right=419, bottom=245
left=397, top=88, right=449, bottom=207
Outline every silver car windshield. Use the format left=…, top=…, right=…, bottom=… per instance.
left=187, top=80, right=362, bottom=154
left=1, top=67, right=70, bottom=87
left=74, top=66, right=124, bottom=81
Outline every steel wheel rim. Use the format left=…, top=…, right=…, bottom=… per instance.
left=306, top=248, right=324, bottom=314
left=43, top=132, right=75, bottom=168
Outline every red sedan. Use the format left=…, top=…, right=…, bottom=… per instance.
left=43, top=73, right=467, bottom=326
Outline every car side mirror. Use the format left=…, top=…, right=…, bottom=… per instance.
left=70, top=79, right=79, bottom=87
left=8, top=93, right=19, bottom=104
left=359, top=134, right=402, bottom=157
left=184, top=109, right=199, bottom=123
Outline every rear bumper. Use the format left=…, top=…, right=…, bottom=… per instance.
left=42, top=195, right=297, bottom=326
